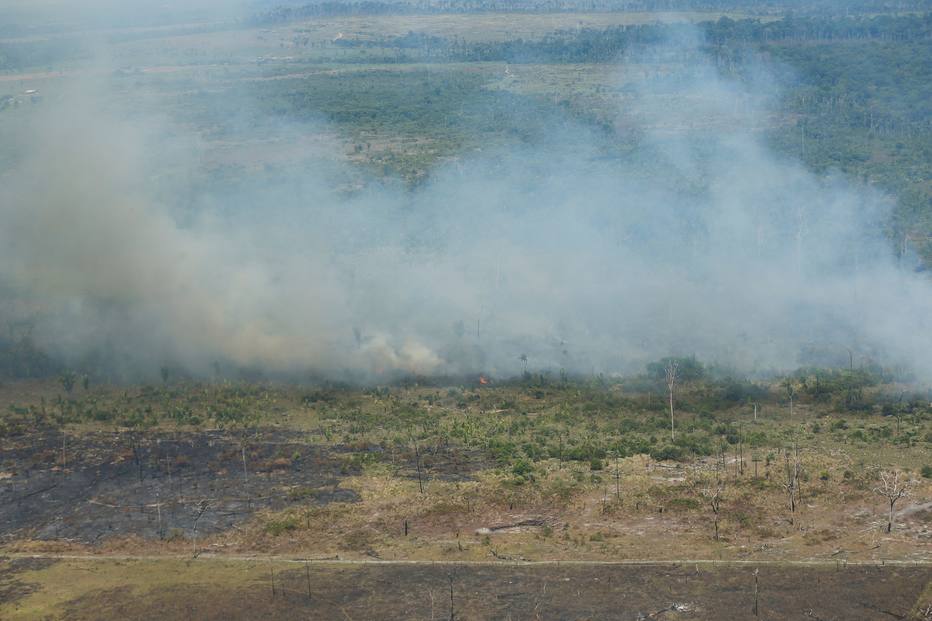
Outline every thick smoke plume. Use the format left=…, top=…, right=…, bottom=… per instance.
left=1, top=24, right=930, bottom=382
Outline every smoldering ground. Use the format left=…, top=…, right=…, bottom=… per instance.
left=1, top=24, right=930, bottom=383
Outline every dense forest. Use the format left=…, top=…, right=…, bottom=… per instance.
left=333, top=13, right=932, bottom=65
left=251, top=0, right=930, bottom=23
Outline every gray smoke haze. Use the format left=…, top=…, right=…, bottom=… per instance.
left=1, top=16, right=931, bottom=382
left=0, top=0, right=247, bottom=32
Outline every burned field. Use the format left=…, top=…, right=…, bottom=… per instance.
left=1, top=558, right=928, bottom=621
left=0, top=429, right=363, bottom=544
left=0, top=422, right=492, bottom=546
left=154, top=563, right=932, bottom=621
left=1, top=377, right=931, bottom=562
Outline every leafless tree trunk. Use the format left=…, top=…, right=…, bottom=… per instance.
left=191, top=500, right=210, bottom=557
left=734, top=442, right=740, bottom=480
left=241, top=442, right=249, bottom=484
left=794, top=442, right=803, bottom=505
left=782, top=446, right=801, bottom=524
left=614, top=454, right=621, bottom=500
left=873, top=469, right=913, bottom=533
left=738, top=434, right=744, bottom=477
left=665, top=361, right=678, bottom=441
left=305, top=559, right=312, bottom=601
left=414, top=441, right=424, bottom=494
left=156, top=491, right=162, bottom=539
left=448, top=574, right=455, bottom=621
left=130, top=433, right=145, bottom=484
left=701, top=479, right=725, bottom=541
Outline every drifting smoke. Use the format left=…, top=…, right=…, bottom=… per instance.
left=1, top=21, right=930, bottom=382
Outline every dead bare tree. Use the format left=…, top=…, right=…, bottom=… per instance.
left=118, top=407, right=157, bottom=485
left=783, top=379, right=797, bottom=419
left=701, top=478, right=725, bottom=541
left=738, top=427, right=745, bottom=477
left=305, top=559, right=312, bottom=601
left=613, top=452, right=621, bottom=501
left=191, top=499, right=210, bottom=557
left=448, top=573, right=456, bottom=621
left=49, top=397, right=70, bottom=474
left=873, top=469, right=914, bottom=533
left=914, top=602, right=932, bottom=620
left=241, top=443, right=249, bottom=485
left=413, top=440, right=425, bottom=494
left=782, top=445, right=801, bottom=524
left=665, top=360, right=678, bottom=441
left=796, top=443, right=804, bottom=505
left=155, top=490, right=163, bottom=540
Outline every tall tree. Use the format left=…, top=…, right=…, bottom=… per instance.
left=665, top=360, right=678, bottom=441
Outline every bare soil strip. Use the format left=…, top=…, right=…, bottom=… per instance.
left=6, top=552, right=932, bottom=566
left=2, top=556, right=928, bottom=620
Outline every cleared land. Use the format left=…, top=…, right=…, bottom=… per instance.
left=2, top=379, right=930, bottom=566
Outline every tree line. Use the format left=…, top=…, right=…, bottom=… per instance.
left=250, top=0, right=929, bottom=25
left=343, top=13, right=932, bottom=64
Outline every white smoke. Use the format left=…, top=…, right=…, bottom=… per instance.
left=1, top=20, right=930, bottom=382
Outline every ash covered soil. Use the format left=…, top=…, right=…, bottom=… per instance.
left=0, top=428, right=487, bottom=544
left=0, top=429, right=361, bottom=543
left=45, top=562, right=932, bottom=620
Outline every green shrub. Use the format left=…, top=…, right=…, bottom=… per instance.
left=510, top=457, right=535, bottom=483
left=265, top=516, right=300, bottom=536
left=650, top=444, right=684, bottom=461
left=165, top=528, right=186, bottom=542
left=668, top=497, right=700, bottom=511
